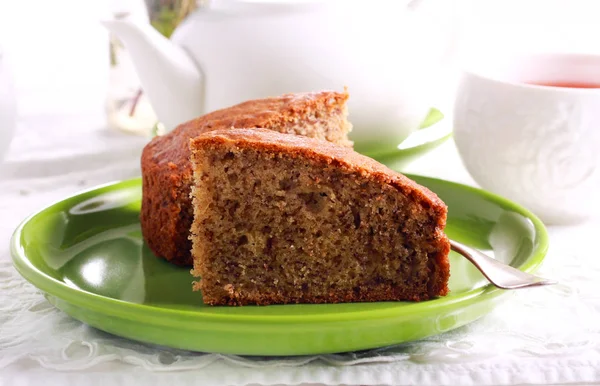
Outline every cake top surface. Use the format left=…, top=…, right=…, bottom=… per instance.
left=190, top=128, right=447, bottom=214
left=143, top=90, right=349, bottom=172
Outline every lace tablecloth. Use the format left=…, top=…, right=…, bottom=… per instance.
left=2, top=112, right=600, bottom=386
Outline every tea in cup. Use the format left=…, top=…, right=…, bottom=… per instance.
left=453, top=53, right=600, bottom=224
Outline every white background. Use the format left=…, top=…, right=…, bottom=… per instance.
left=1, top=0, right=600, bottom=121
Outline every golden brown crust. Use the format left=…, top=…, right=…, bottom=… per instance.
left=190, top=128, right=451, bottom=306
left=141, top=90, right=350, bottom=265
left=190, top=128, right=448, bottom=215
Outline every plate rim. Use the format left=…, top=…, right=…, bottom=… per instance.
left=359, top=107, right=453, bottom=160
left=10, top=175, right=549, bottom=325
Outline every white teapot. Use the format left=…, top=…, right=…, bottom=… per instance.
left=102, top=0, right=453, bottom=154
left=0, top=46, right=16, bottom=161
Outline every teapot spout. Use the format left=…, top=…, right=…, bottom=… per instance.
left=101, top=19, right=204, bottom=131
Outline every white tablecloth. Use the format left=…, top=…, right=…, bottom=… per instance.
left=2, top=109, right=600, bottom=386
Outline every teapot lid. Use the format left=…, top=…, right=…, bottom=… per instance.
left=214, top=0, right=324, bottom=4
left=210, top=0, right=414, bottom=10
left=207, top=0, right=330, bottom=13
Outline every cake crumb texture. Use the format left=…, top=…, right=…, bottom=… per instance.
left=190, top=128, right=451, bottom=306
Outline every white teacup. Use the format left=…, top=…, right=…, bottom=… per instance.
left=453, top=53, right=600, bottom=224
left=0, top=47, right=16, bottom=161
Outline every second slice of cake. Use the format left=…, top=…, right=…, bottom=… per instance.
left=190, top=128, right=451, bottom=306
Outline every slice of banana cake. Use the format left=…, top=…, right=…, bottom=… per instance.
left=189, top=128, right=450, bottom=306
left=141, top=90, right=352, bottom=266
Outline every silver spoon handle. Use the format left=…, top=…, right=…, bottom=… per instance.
left=450, top=239, right=557, bottom=289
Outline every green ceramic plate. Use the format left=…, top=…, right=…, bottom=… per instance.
left=11, top=176, right=548, bottom=356
left=358, top=108, right=453, bottom=170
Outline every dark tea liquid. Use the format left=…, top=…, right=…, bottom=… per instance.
left=528, top=81, right=600, bottom=88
